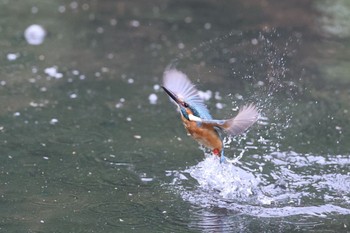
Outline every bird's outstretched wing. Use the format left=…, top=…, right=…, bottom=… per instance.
left=163, top=68, right=212, bottom=119
left=198, top=104, right=259, bottom=136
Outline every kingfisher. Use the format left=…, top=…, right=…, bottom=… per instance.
left=162, top=68, right=259, bottom=163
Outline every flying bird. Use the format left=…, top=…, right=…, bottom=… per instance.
left=162, top=69, right=259, bottom=163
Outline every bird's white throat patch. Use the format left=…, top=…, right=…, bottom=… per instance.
left=188, top=114, right=202, bottom=122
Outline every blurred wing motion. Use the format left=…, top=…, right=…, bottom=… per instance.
left=200, top=104, right=259, bottom=136
left=163, top=69, right=212, bottom=119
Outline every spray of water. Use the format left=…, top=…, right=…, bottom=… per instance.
left=164, top=30, right=350, bottom=220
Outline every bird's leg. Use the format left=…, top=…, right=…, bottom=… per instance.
left=220, top=150, right=226, bottom=163
left=213, top=148, right=226, bottom=163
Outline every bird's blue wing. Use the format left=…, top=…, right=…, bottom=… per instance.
left=163, top=68, right=212, bottom=119
left=201, top=104, right=259, bottom=136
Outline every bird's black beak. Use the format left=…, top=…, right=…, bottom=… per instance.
left=162, top=86, right=185, bottom=106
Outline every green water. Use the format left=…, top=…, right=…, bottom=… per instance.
left=1, top=0, right=350, bottom=232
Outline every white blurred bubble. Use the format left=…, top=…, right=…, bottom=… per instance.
left=7, top=53, right=18, bottom=61
left=24, top=24, right=46, bottom=45
left=149, top=93, right=158, bottom=104
left=50, top=118, right=58, bottom=125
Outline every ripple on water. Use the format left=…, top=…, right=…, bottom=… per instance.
left=167, top=152, right=350, bottom=220
left=87, top=199, right=193, bottom=232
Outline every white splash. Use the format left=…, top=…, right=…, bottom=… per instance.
left=186, top=156, right=261, bottom=200
left=167, top=151, right=350, bottom=218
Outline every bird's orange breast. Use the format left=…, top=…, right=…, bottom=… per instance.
left=181, top=115, right=223, bottom=151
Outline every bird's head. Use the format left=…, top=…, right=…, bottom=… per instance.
left=162, top=86, right=191, bottom=118
left=162, top=86, right=187, bottom=107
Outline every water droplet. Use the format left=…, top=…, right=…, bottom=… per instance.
left=204, top=22, right=212, bottom=30
left=7, top=53, right=18, bottom=61
left=178, top=43, right=185, bottom=49
left=50, top=118, right=58, bottom=125
left=58, top=5, right=66, bottom=13
left=24, top=24, right=46, bottom=45
left=130, top=20, right=140, bottom=27
left=251, top=38, right=258, bottom=45
left=149, top=93, right=158, bottom=104
left=69, top=93, right=78, bottom=99
left=110, top=19, right=117, bottom=26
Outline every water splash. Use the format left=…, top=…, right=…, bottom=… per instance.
left=166, top=151, right=350, bottom=218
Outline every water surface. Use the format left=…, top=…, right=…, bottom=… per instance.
left=1, top=0, right=350, bottom=232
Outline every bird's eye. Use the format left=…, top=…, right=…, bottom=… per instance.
left=183, top=102, right=189, bottom=108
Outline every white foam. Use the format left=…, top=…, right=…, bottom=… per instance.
left=167, top=151, right=350, bottom=218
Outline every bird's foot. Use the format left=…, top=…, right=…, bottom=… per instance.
left=219, top=155, right=227, bottom=163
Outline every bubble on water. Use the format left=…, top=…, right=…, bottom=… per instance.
left=115, top=98, right=125, bottom=109
left=50, top=118, right=58, bottom=125
left=235, top=93, right=243, bottom=100
left=44, top=66, right=63, bottom=79
left=198, top=90, right=212, bottom=101
left=7, top=53, right=18, bottom=61
left=96, top=27, right=104, bottom=34
left=31, top=6, right=38, bottom=14
left=215, top=103, right=224, bottom=109
left=70, top=1, right=78, bottom=9
left=149, top=93, right=158, bottom=104
left=134, top=135, right=141, bottom=139
left=204, top=22, right=212, bottom=30
left=251, top=38, right=258, bottom=45
left=229, top=57, right=237, bottom=63
left=69, top=93, right=78, bottom=99
left=214, top=91, right=222, bottom=100
left=110, top=19, right=117, bottom=26
left=153, top=84, right=160, bottom=91
left=101, top=67, right=109, bottom=73
left=24, top=24, right=46, bottom=45
left=178, top=43, right=185, bottom=49
left=82, top=3, right=89, bottom=11
left=141, top=177, right=153, bottom=182
left=72, top=70, right=79, bottom=75
left=58, top=5, right=66, bottom=13
left=130, top=20, right=140, bottom=27
left=256, top=81, right=265, bottom=86
left=184, top=16, right=192, bottom=23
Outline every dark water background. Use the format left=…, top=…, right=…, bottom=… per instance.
left=1, top=0, right=350, bottom=232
